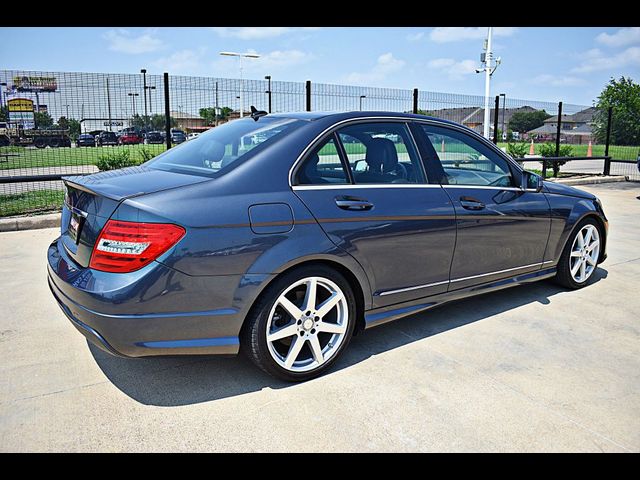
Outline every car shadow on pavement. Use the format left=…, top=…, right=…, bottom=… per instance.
left=90, top=268, right=608, bottom=407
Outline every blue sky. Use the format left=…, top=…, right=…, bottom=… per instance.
left=1, top=27, right=639, bottom=105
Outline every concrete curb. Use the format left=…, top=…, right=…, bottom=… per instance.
left=0, top=213, right=61, bottom=233
left=551, top=175, right=628, bottom=186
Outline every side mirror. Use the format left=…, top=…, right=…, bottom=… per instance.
left=521, top=170, right=543, bottom=192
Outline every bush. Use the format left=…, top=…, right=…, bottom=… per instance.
left=507, top=142, right=529, bottom=159
left=538, top=143, right=573, bottom=177
left=138, top=146, right=156, bottom=163
left=96, top=149, right=142, bottom=171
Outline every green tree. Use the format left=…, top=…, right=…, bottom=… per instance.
left=592, top=76, right=640, bottom=146
left=130, top=114, right=175, bottom=131
left=58, top=116, right=81, bottom=140
left=34, top=111, right=53, bottom=128
left=199, top=106, right=233, bottom=125
left=508, top=110, right=552, bottom=133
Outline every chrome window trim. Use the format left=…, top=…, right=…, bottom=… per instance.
left=292, top=184, right=442, bottom=191
left=288, top=115, right=528, bottom=189
left=443, top=185, right=525, bottom=192
left=289, top=116, right=428, bottom=188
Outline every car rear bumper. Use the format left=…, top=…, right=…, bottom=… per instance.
left=46, top=237, right=254, bottom=357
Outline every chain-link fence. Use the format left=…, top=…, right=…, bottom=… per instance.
left=1, top=69, right=638, bottom=217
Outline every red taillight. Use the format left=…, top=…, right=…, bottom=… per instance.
left=89, top=220, right=185, bottom=273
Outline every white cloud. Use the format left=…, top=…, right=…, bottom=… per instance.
left=255, top=50, right=312, bottom=69
left=596, top=27, right=640, bottom=48
left=344, top=53, right=406, bottom=85
left=427, top=58, right=477, bottom=80
left=153, top=48, right=206, bottom=74
left=571, top=46, right=640, bottom=73
left=429, top=27, right=517, bottom=43
left=104, top=29, right=163, bottom=54
left=211, top=27, right=320, bottom=40
left=407, top=32, right=425, bottom=42
left=530, top=74, right=586, bottom=87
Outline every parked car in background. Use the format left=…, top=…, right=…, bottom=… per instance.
left=119, top=132, right=143, bottom=145
left=95, top=131, right=119, bottom=146
left=48, top=112, right=608, bottom=382
left=76, top=134, right=95, bottom=147
left=144, top=131, right=164, bottom=144
left=187, top=132, right=200, bottom=141
left=171, top=129, right=186, bottom=144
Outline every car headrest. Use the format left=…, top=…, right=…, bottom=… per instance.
left=365, top=138, right=398, bottom=173
left=300, top=153, right=321, bottom=182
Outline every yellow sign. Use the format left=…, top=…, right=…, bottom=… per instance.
left=8, top=98, right=34, bottom=112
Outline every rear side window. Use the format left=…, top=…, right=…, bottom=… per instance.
left=295, top=136, right=350, bottom=185
left=337, top=122, right=426, bottom=184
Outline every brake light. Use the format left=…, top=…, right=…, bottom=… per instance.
left=89, top=220, right=185, bottom=273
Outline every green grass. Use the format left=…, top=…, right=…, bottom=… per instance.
left=0, top=144, right=167, bottom=170
left=497, top=143, right=639, bottom=160
left=0, top=189, right=64, bottom=217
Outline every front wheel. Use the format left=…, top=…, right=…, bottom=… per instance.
left=242, top=265, right=356, bottom=382
left=554, top=219, right=602, bottom=289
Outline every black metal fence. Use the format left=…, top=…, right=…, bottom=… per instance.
left=1, top=69, right=638, bottom=217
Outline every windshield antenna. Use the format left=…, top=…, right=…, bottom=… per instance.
left=250, top=106, right=268, bottom=121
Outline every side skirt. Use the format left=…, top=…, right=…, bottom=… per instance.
left=364, top=267, right=557, bottom=328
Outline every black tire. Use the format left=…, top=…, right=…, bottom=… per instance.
left=242, top=265, right=357, bottom=382
left=554, top=217, right=602, bottom=289
left=34, top=137, right=46, bottom=148
left=49, top=138, right=60, bottom=148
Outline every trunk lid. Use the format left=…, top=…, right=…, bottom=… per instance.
left=60, top=165, right=210, bottom=268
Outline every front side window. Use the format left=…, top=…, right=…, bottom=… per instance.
left=337, top=122, right=426, bottom=184
left=420, top=125, right=514, bottom=187
left=147, top=117, right=305, bottom=178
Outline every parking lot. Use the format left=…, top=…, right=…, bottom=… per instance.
left=0, top=182, right=639, bottom=452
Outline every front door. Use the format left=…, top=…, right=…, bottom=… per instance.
left=414, top=122, right=551, bottom=290
left=292, top=121, right=456, bottom=308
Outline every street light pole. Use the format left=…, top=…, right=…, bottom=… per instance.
left=219, top=52, right=261, bottom=118
left=65, top=104, right=69, bottom=119
left=141, top=69, right=148, bottom=122
left=265, top=75, right=272, bottom=113
left=359, top=95, right=366, bottom=111
left=500, top=93, right=506, bottom=141
left=475, top=27, right=501, bottom=140
left=128, top=93, right=139, bottom=116
left=0, top=82, right=6, bottom=110
left=146, top=85, right=156, bottom=114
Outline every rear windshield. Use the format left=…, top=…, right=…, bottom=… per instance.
left=146, top=117, right=305, bottom=178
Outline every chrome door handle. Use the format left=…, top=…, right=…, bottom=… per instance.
left=460, top=196, right=485, bottom=210
left=335, top=196, right=374, bottom=211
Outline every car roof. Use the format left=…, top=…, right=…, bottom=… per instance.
left=268, top=110, right=463, bottom=128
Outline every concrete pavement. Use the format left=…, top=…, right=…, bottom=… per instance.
left=0, top=182, right=639, bottom=452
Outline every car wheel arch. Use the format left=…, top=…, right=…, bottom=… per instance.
left=558, top=211, right=607, bottom=264
left=240, top=258, right=368, bottom=337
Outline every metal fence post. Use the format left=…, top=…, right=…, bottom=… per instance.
left=413, top=88, right=418, bottom=114
left=555, top=101, right=563, bottom=157
left=163, top=72, right=171, bottom=150
left=603, top=106, right=613, bottom=175
left=493, top=95, right=500, bottom=144
left=305, top=80, right=311, bottom=112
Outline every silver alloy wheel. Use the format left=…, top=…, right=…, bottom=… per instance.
left=266, top=276, right=349, bottom=373
left=569, top=224, right=600, bottom=283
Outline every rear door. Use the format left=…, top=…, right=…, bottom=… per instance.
left=413, top=122, right=551, bottom=290
left=292, top=120, right=456, bottom=308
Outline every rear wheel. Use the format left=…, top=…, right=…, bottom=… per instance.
left=554, top=218, right=602, bottom=289
left=242, top=265, right=356, bottom=382
left=34, top=137, right=46, bottom=148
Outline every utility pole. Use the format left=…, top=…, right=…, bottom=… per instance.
left=476, top=27, right=501, bottom=140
